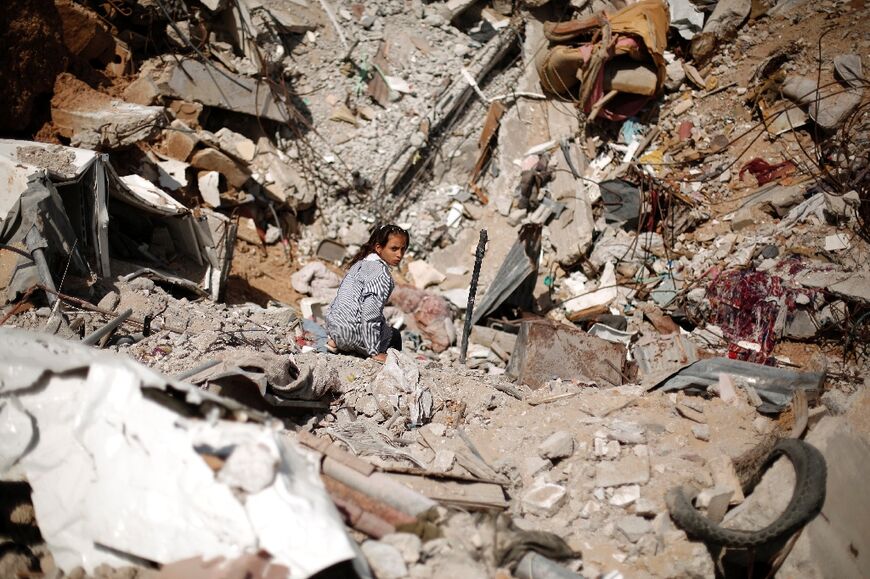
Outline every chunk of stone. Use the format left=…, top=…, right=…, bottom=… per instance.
left=522, top=481, right=568, bottom=516
left=381, top=533, right=422, bottom=565
left=607, top=421, right=646, bottom=444
left=595, top=452, right=650, bottom=487
left=785, top=309, right=818, bottom=339
left=159, top=119, right=199, bottom=161
left=616, top=515, right=652, bottom=543
left=190, top=147, right=250, bottom=189
left=692, top=423, right=711, bottom=441
left=538, top=431, right=574, bottom=460
left=361, top=540, right=408, bottom=579
left=431, top=450, right=456, bottom=473
left=215, top=127, right=257, bottom=161
left=609, top=484, right=641, bottom=507
left=96, top=291, right=120, bottom=312
left=634, top=497, right=660, bottom=517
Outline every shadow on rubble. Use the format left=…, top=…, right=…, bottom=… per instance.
left=0, top=482, right=42, bottom=546
left=224, top=275, right=278, bottom=307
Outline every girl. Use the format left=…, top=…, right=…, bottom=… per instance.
left=326, top=224, right=409, bottom=362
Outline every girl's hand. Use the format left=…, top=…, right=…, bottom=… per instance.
left=371, top=353, right=387, bottom=363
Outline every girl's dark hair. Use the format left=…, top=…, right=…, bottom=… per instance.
left=347, top=224, right=409, bottom=269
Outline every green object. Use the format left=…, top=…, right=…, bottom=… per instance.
left=544, top=275, right=555, bottom=287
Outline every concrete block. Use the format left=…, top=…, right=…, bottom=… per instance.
left=522, top=481, right=568, bottom=516
left=190, top=147, right=250, bottom=189
left=595, top=453, right=650, bottom=487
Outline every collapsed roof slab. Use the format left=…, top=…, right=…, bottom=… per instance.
left=145, top=57, right=292, bottom=123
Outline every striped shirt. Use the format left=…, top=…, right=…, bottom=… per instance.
left=326, top=254, right=394, bottom=356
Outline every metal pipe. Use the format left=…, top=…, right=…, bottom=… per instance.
left=460, top=229, right=487, bottom=364
left=515, top=552, right=585, bottom=579
left=322, top=457, right=436, bottom=517
left=173, top=359, right=221, bottom=381
left=82, top=308, right=132, bottom=346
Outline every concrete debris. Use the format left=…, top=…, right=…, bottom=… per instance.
left=0, top=0, right=867, bottom=577
left=361, top=540, right=408, bottom=579
left=51, top=73, right=164, bottom=149
left=538, top=431, right=575, bottom=460
left=522, top=480, right=569, bottom=517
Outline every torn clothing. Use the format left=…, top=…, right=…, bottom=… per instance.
left=326, top=254, right=395, bottom=356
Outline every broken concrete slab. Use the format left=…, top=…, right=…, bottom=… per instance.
left=782, top=75, right=863, bottom=131
left=51, top=73, right=164, bottom=150
left=147, top=57, right=291, bottom=122
left=617, top=515, right=652, bottom=543
left=507, top=320, right=626, bottom=389
left=190, top=147, right=251, bottom=189
left=595, top=450, right=651, bottom=487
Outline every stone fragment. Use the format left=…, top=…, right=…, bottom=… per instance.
left=380, top=533, right=422, bottom=565
left=785, top=309, right=817, bottom=339
left=55, top=0, right=115, bottom=62
left=361, top=540, right=408, bottom=579
left=431, top=450, right=456, bottom=473
left=538, top=431, right=574, bottom=460
left=616, top=515, right=652, bottom=543
left=676, top=403, right=706, bottom=424
left=96, top=291, right=120, bottom=312
left=607, top=421, right=646, bottom=444
left=634, top=497, right=660, bottom=517
left=782, top=75, right=863, bottom=131
left=580, top=499, right=601, bottom=518
left=198, top=171, right=221, bottom=207
left=665, top=59, right=686, bottom=91
left=709, top=454, right=745, bottom=504
left=609, top=485, right=641, bottom=507
left=51, top=73, right=164, bottom=150
left=215, top=127, right=257, bottom=161
left=148, top=57, right=290, bottom=122
left=522, top=481, right=568, bottom=516
left=407, top=260, right=446, bottom=289
left=692, top=423, right=711, bottom=441
left=595, top=452, right=650, bottom=487
left=521, top=455, right=552, bottom=480
left=190, top=147, right=250, bottom=189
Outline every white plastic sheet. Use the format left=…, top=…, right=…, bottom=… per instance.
left=0, top=328, right=356, bottom=577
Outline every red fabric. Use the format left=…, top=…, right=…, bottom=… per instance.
left=739, top=158, right=797, bottom=185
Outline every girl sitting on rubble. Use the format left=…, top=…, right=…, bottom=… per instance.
left=326, top=224, right=408, bottom=362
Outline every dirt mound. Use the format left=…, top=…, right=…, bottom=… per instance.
left=0, top=0, right=68, bottom=134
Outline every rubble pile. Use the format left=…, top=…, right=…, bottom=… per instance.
left=1, top=0, right=870, bottom=578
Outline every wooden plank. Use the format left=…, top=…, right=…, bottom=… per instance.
left=388, top=473, right=508, bottom=510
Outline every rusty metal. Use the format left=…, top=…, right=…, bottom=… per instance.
left=296, top=430, right=376, bottom=476
left=322, top=475, right=417, bottom=538
left=36, top=285, right=184, bottom=333
left=459, top=229, right=487, bottom=365
left=506, top=320, right=626, bottom=389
